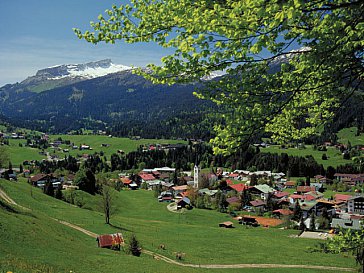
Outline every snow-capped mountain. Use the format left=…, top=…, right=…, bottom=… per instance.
left=36, top=59, right=132, bottom=80
left=0, top=59, right=133, bottom=95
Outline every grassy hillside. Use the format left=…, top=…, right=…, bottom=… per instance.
left=337, top=127, right=364, bottom=147
left=0, top=179, right=356, bottom=273
left=262, top=127, right=364, bottom=168
left=262, top=145, right=349, bottom=168
left=5, top=135, right=186, bottom=166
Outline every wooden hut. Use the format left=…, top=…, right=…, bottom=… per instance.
left=97, top=233, right=124, bottom=250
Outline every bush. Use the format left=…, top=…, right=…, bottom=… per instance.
left=128, top=234, right=142, bottom=257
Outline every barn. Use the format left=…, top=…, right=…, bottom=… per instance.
left=97, top=233, right=124, bottom=250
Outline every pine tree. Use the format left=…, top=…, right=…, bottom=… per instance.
left=55, top=184, right=63, bottom=200
left=293, top=200, right=302, bottom=221
left=309, top=212, right=316, bottom=231
left=44, top=179, right=54, bottom=197
left=129, top=234, right=141, bottom=257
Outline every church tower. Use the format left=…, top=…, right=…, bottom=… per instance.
left=193, top=165, right=199, bottom=188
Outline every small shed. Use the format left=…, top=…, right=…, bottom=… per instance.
left=177, top=197, right=191, bottom=209
left=238, top=216, right=259, bottom=227
left=97, top=233, right=124, bottom=250
left=219, top=221, right=234, bottom=228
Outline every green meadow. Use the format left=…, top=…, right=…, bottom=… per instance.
left=262, top=145, right=350, bottom=169
left=5, top=135, right=186, bottom=166
left=337, top=127, right=364, bottom=147
left=0, top=179, right=356, bottom=273
left=262, top=127, right=364, bottom=169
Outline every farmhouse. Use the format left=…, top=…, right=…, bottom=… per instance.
left=334, top=173, right=364, bottom=185
left=30, top=173, right=60, bottom=188
left=97, top=233, right=124, bottom=250
left=249, top=199, right=266, bottom=212
left=249, top=184, right=274, bottom=200
left=177, top=197, right=191, bottom=209
left=272, top=209, right=293, bottom=218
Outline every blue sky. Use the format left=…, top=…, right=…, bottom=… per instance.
left=0, top=0, right=170, bottom=86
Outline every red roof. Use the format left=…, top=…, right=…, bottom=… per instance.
left=303, top=195, right=316, bottom=201
left=334, top=194, right=352, bottom=202
left=290, top=194, right=304, bottom=200
left=229, top=173, right=239, bottom=178
left=30, top=173, right=54, bottom=182
left=97, top=233, right=124, bottom=248
left=172, top=185, right=189, bottom=191
left=139, top=173, right=156, bottom=181
left=230, top=183, right=248, bottom=192
left=273, top=209, right=293, bottom=216
left=297, top=186, right=316, bottom=193
left=273, top=191, right=289, bottom=198
left=121, top=177, right=132, bottom=184
left=226, top=179, right=233, bottom=185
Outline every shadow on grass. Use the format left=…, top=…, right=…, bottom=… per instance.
left=109, top=223, right=133, bottom=232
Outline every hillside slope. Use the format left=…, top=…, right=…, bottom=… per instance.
left=0, top=179, right=356, bottom=273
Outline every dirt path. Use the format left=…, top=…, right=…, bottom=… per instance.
left=53, top=218, right=98, bottom=238
left=0, top=187, right=356, bottom=271
left=0, top=187, right=30, bottom=211
left=56, top=219, right=355, bottom=272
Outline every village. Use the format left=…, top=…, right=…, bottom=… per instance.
left=2, top=127, right=364, bottom=262
left=2, top=128, right=364, bottom=237
left=2, top=156, right=364, bottom=235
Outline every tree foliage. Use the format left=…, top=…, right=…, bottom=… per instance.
left=101, top=185, right=113, bottom=224
left=128, top=234, right=142, bottom=257
left=75, top=0, right=363, bottom=154
left=74, top=167, right=97, bottom=195
left=323, top=228, right=364, bottom=272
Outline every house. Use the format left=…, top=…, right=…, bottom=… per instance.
left=30, top=173, right=59, bottom=188
left=172, top=185, right=189, bottom=195
left=238, top=215, right=259, bottom=226
left=314, top=175, right=332, bottom=184
left=304, top=191, right=324, bottom=201
left=250, top=184, right=274, bottom=200
left=158, top=190, right=174, bottom=202
left=310, top=200, right=336, bottom=218
left=273, top=191, right=289, bottom=199
left=198, top=188, right=218, bottom=197
left=226, top=196, right=240, bottom=205
left=334, top=173, right=364, bottom=185
left=139, top=173, right=156, bottom=182
left=285, top=181, right=296, bottom=188
left=228, top=173, right=240, bottom=179
left=120, top=177, right=138, bottom=190
left=347, top=196, right=364, bottom=215
left=331, top=218, right=362, bottom=230
left=229, top=183, right=249, bottom=193
left=311, top=183, right=325, bottom=192
left=300, top=201, right=318, bottom=218
left=177, top=197, right=191, bottom=209
left=219, top=221, right=234, bottom=228
left=0, top=169, right=17, bottom=180
left=334, top=194, right=352, bottom=204
left=296, top=186, right=316, bottom=194
left=272, top=209, right=293, bottom=218
left=249, top=199, right=266, bottom=212
left=97, top=233, right=124, bottom=250
left=289, top=194, right=305, bottom=203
